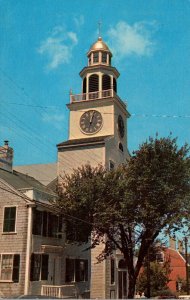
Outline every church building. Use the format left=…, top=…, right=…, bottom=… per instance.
left=8, top=34, right=131, bottom=299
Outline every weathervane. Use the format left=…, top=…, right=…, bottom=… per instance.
left=98, top=21, right=102, bottom=38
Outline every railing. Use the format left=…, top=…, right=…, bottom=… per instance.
left=70, top=89, right=115, bottom=103
left=41, top=284, right=76, bottom=298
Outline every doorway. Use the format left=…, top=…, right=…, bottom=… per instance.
left=118, top=259, right=128, bottom=299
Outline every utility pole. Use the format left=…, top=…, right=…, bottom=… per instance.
left=184, top=237, right=189, bottom=294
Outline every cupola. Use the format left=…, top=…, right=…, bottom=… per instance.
left=77, top=36, right=119, bottom=100
left=87, top=36, right=112, bottom=66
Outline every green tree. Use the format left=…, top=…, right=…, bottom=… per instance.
left=136, top=261, right=171, bottom=297
left=136, top=244, right=172, bottom=297
left=56, top=136, right=190, bottom=298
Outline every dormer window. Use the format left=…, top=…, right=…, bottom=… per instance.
left=156, top=251, right=165, bottom=263
left=102, top=52, right=107, bottom=63
left=93, top=52, right=99, bottom=63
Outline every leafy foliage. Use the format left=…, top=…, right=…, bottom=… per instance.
left=56, top=136, right=190, bottom=298
left=136, top=261, right=171, bottom=297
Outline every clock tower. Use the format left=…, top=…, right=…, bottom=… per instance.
left=57, top=35, right=130, bottom=176
left=57, top=36, right=131, bottom=299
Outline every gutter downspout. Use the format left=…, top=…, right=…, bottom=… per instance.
left=24, top=205, right=33, bottom=295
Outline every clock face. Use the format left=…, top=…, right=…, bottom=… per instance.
left=80, top=110, right=103, bottom=134
left=118, top=115, right=125, bottom=138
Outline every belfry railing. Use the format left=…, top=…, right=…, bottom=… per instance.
left=70, top=89, right=115, bottom=103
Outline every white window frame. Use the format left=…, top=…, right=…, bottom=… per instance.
left=65, top=257, right=88, bottom=283
left=0, top=253, right=20, bottom=282
left=2, top=205, right=17, bottom=234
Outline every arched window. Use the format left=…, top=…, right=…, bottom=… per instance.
left=119, top=143, right=124, bottom=152
left=82, top=77, right=86, bottom=94
left=113, top=78, right=117, bottom=93
left=102, top=74, right=111, bottom=91
left=89, top=74, right=99, bottom=92
left=118, top=259, right=127, bottom=269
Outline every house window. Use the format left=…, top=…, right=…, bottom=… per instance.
left=30, top=253, right=49, bottom=281
left=0, top=254, right=20, bottom=282
left=156, top=251, right=164, bottom=263
left=76, top=259, right=88, bottom=282
left=32, top=209, right=62, bottom=238
left=110, top=258, right=115, bottom=284
left=3, top=207, right=16, bottom=232
left=65, top=258, right=88, bottom=282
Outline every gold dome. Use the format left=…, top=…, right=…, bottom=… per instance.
left=88, top=37, right=112, bottom=54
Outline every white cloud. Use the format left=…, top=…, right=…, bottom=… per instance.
left=73, top=15, right=84, bottom=28
left=38, top=26, right=78, bottom=70
left=42, top=111, right=66, bottom=130
left=107, top=21, right=156, bottom=59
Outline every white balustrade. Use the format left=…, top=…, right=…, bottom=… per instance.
left=41, top=284, right=76, bottom=298
left=70, top=89, right=115, bottom=103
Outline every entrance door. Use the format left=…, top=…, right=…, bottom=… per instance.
left=48, top=255, right=61, bottom=285
left=118, top=259, right=127, bottom=299
left=118, top=271, right=127, bottom=298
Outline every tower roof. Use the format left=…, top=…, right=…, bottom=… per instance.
left=88, top=37, right=112, bottom=56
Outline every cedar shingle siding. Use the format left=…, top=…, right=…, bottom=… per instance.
left=0, top=180, right=28, bottom=297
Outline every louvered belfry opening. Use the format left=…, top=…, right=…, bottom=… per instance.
left=89, top=74, right=99, bottom=92
left=113, top=78, right=117, bottom=93
left=102, top=74, right=111, bottom=91
left=102, top=52, right=107, bottom=63
left=83, top=77, right=86, bottom=93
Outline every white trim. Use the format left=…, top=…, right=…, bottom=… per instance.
left=24, top=206, right=32, bottom=294
left=0, top=253, right=14, bottom=281
left=2, top=205, right=17, bottom=234
left=0, top=178, right=32, bottom=204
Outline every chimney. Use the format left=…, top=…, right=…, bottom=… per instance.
left=169, top=237, right=176, bottom=249
left=178, top=240, right=184, bottom=253
left=0, top=141, right=14, bottom=172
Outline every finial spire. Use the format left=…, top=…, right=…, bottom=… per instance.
left=98, top=21, right=102, bottom=38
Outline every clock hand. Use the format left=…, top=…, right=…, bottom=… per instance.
left=89, top=111, right=95, bottom=124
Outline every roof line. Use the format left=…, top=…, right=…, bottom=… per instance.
left=0, top=178, right=34, bottom=204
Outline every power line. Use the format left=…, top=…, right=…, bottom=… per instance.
left=2, top=100, right=190, bottom=119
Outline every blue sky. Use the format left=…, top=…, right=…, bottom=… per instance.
left=0, top=0, right=190, bottom=166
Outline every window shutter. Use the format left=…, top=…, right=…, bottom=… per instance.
left=41, top=255, right=49, bottom=280
left=30, top=253, right=34, bottom=281
left=84, top=260, right=88, bottom=281
left=65, top=258, right=75, bottom=282
left=75, top=259, right=80, bottom=282
left=42, top=212, right=48, bottom=236
left=12, top=254, right=20, bottom=282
